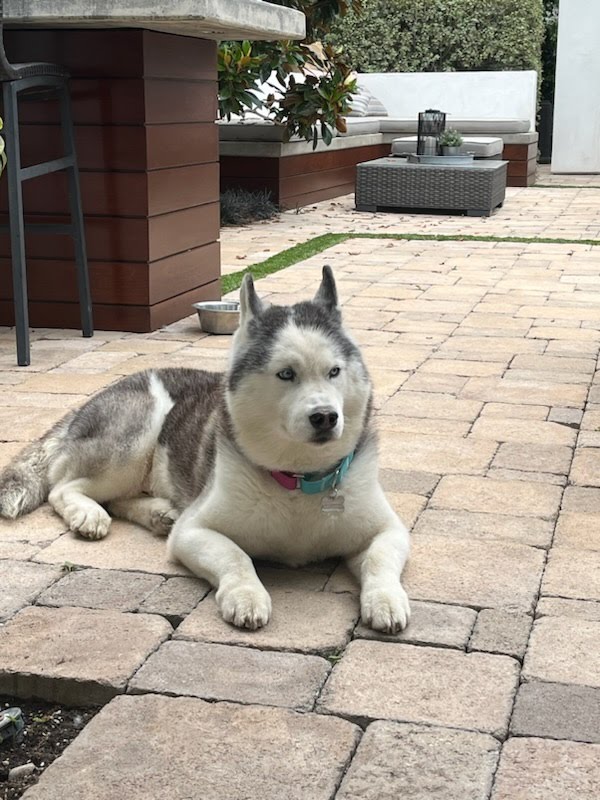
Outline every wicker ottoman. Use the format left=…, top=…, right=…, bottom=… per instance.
left=355, top=157, right=508, bottom=217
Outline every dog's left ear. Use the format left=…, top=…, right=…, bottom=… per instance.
left=314, top=265, right=339, bottom=311
left=239, top=273, right=264, bottom=325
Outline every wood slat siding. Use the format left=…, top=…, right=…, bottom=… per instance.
left=0, top=30, right=220, bottom=332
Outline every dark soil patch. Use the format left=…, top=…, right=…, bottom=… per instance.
left=1, top=696, right=97, bottom=800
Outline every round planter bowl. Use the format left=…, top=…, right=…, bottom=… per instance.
left=442, top=145, right=462, bottom=156
left=192, top=301, right=240, bottom=334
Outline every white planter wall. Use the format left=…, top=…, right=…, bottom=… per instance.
left=552, top=0, right=600, bottom=173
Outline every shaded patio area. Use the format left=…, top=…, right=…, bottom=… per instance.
left=1, top=178, right=599, bottom=798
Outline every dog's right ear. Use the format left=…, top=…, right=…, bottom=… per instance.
left=239, top=273, right=263, bottom=325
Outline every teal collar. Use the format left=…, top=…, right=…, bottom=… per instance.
left=271, top=451, right=355, bottom=494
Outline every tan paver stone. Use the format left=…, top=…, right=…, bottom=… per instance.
left=581, top=405, right=600, bottom=431
left=0, top=541, right=41, bottom=559
left=468, top=609, right=532, bottom=659
left=256, top=565, right=330, bottom=591
left=336, top=721, right=499, bottom=800
left=492, top=442, right=572, bottom=474
left=379, top=432, right=496, bottom=475
left=96, top=340, right=189, bottom=354
left=487, top=468, right=566, bottom=486
left=386, top=491, right=427, bottom=528
left=404, top=535, right=544, bottom=612
left=511, top=354, right=596, bottom=373
left=11, top=372, right=116, bottom=395
left=0, top=560, right=61, bottom=621
left=471, top=417, right=576, bottom=446
left=318, top=640, right=518, bottom=737
left=536, top=597, right=600, bottom=623
left=362, top=345, right=432, bottom=371
left=510, top=682, right=600, bottom=743
left=492, top=737, right=600, bottom=800
left=36, top=568, right=164, bottom=612
left=413, top=509, right=553, bottom=548
left=430, top=476, right=562, bottom=519
left=0, top=606, right=172, bottom=704
left=377, top=415, right=471, bottom=437
left=570, top=449, right=600, bottom=487
left=129, top=640, right=330, bottom=711
left=401, top=372, right=468, bottom=394
left=461, top=377, right=587, bottom=407
left=421, top=359, right=506, bottom=377
left=523, top=616, right=600, bottom=688
left=517, top=304, right=600, bottom=321
left=0, top=407, right=66, bottom=441
left=21, top=694, right=360, bottom=800
left=354, top=600, right=476, bottom=650
left=542, top=548, right=600, bottom=601
left=136, top=576, right=212, bottom=623
left=0, top=441, right=23, bottom=469
left=562, top=486, right=600, bottom=513
left=554, top=512, right=600, bottom=550
left=439, top=335, right=545, bottom=356
left=379, top=468, right=439, bottom=496
left=34, top=522, right=191, bottom=576
left=0, top=506, right=67, bottom=544
left=481, top=403, right=549, bottom=420
left=175, top=587, right=359, bottom=655
left=382, top=391, right=483, bottom=421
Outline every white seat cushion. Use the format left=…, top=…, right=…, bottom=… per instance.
left=391, top=135, right=503, bottom=158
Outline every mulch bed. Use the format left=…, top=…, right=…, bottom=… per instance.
left=1, top=696, right=96, bottom=800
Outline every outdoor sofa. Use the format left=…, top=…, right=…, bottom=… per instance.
left=219, top=70, right=539, bottom=208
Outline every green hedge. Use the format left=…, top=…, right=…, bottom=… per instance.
left=328, top=0, right=544, bottom=76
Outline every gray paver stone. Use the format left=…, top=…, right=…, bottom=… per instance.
left=492, top=737, right=600, bottom=800
left=20, top=694, right=361, bottom=800
left=354, top=600, right=477, bottom=650
left=336, top=721, right=500, bottom=800
left=469, top=609, right=533, bottom=659
left=536, top=598, right=600, bottom=623
left=129, top=640, right=330, bottom=710
left=175, top=587, right=359, bottom=654
left=522, top=616, right=600, bottom=688
left=36, top=568, right=163, bottom=612
left=136, top=576, right=211, bottom=623
left=0, top=606, right=172, bottom=704
left=0, top=560, right=62, bottom=622
left=542, top=548, right=600, bottom=602
left=510, top=682, right=600, bottom=743
left=318, top=640, right=519, bottom=738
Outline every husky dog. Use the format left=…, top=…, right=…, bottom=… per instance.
left=0, top=267, right=410, bottom=633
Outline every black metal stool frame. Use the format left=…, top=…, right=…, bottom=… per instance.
left=1, top=22, right=93, bottom=366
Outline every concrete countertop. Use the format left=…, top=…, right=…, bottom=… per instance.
left=3, top=0, right=306, bottom=41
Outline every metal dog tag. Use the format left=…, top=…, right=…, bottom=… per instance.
left=321, top=488, right=345, bottom=513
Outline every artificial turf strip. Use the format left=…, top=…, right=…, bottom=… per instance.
left=220, top=230, right=600, bottom=295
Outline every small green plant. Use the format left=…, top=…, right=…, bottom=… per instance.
left=61, top=561, right=81, bottom=573
left=438, top=128, right=463, bottom=147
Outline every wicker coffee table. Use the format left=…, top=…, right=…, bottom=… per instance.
left=355, top=157, right=508, bottom=217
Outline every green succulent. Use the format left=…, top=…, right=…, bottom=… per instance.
left=439, top=128, right=464, bottom=147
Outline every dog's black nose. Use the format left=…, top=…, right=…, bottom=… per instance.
left=309, top=410, right=338, bottom=431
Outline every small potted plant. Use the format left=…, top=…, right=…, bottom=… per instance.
left=438, top=128, right=463, bottom=155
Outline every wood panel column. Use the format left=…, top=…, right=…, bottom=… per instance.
left=0, top=29, right=220, bottom=332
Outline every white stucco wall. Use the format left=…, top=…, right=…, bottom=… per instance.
left=551, top=0, right=600, bottom=173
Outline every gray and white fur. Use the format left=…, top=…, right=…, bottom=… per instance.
left=0, top=267, right=410, bottom=632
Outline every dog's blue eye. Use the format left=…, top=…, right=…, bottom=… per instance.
left=277, top=368, right=295, bottom=381
left=329, top=367, right=341, bottom=378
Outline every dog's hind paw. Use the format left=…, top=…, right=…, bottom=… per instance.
left=65, top=504, right=111, bottom=540
left=216, top=582, right=272, bottom=630
left=361, top=584, right=411, bottom=634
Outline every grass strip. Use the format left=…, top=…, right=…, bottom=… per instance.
left=220, top=230, right=600, bottom=295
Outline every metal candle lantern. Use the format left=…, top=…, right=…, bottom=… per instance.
left=417, top=109, right=447, bottom=156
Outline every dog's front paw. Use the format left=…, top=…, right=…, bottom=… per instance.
left=216, top=582, right=272, bottom=630
left=361, top=584, right=411, bottom=634
left=65, top=504, right=111, bottom=540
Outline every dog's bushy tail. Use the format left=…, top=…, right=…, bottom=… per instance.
left=0, top=423, right=67, bottom=519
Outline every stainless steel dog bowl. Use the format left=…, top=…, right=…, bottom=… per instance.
left=192, top=301, right=240, bottom=334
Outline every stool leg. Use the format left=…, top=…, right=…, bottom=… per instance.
left=58, top=82, right=93, bottom=338
left=3, top=83, right=30, bottom=366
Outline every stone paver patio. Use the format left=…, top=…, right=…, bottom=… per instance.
left=1, top=177, right=600, bottom=798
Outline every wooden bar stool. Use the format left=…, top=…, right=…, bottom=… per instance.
left=0, top=1, right=93, bottom=366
